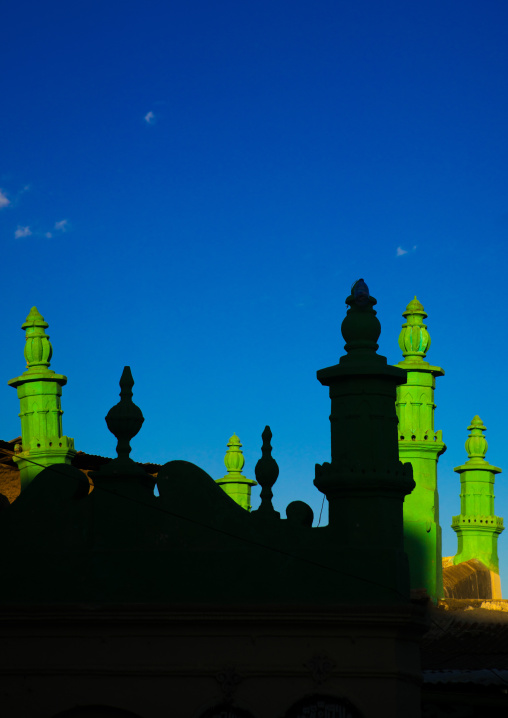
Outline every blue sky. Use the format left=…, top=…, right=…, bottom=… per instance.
left=1, top=1, right=508, bottom=587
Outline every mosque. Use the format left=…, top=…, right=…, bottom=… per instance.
left=1, top=280, right=507, bottom=717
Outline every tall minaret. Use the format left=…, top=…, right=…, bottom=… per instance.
left=395, top=297, right=446, bottom=601
left=8, top=307, right=75, bottom=491
left=315, top=279, right=415, bottom=603
left=452, top=416, right=504, bottom=598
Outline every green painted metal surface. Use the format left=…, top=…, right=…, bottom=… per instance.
left=216, top=433, right=257, bottom=511
left=395, top=297, right=445, bottom=601
left=7, top=307, right=75, bottom=491
left=452, top=416, right=504, bottom=572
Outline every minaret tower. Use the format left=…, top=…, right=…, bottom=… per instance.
left=8, top=307, right=75, bottom=491
left=314, top=279, right=415, bottom=602
left=395, top=297, right=445, bottom=601
left=216, top=433, right=257, bottom=511
left=452, top=416, right=504, bottom=598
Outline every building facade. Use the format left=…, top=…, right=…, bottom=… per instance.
left=0, top=281, right=427, bottom=718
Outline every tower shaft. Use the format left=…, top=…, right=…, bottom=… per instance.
left=315, top=280, right=415, bottom=603
left=395, top=297, right=445, bottom=601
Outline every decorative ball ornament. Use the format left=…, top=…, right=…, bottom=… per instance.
left=105, top=366, right=145, bottom=463
left=254, top=426, right=280, bottom=518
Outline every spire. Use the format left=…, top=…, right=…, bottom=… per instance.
left=91, top=367, right=151, bottom=488
left=215, top=433, right=257, bottom=511
left=398, top=297, right=431, bottom=364
left=106, top=366, right=144, bottom=464
left=253, top=426, right=280, bottom=519
left=452, top=416, right=504, bottom=591
left=8, top=307, right=75, bottom=491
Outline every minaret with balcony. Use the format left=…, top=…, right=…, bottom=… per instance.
left=395, top=297, right=446, bottom=601
left=8, top=307, right=75, bottom=491
left=452, top=416, right=504, bottom=598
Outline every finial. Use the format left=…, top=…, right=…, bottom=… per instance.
left=254, top=426, right=280, bottom=518
left=350, top=278, right=370, bottom=307
left=465, top=415, right=488, bottom=462
left=216, top=433, right=257, bottom=510
left=223, top=433, right=245, bottom=476
left=22, top=306, right=53, bottom=371
left=91, top=367, right=152, bottom=487
left=398, top=296, right=431, bottom=363
left=105, top=366, right=144, bottom=463
left=340, top=279, right=381, bottom=361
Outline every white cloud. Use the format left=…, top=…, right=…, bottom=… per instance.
left=396, top=246, right=408, bottom=256
left=54, top=219, right=68, bottom=231
left=15, top=226, right=32, bottom=239
left=0, top=189, right=10, bottom=209
left=45, top=232, right=53, bottom=238
left=144, top=111, right=155, bottom=124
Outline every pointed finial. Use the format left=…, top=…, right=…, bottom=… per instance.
left=465, top=415, right=488, bottom=462
left=105, top=366, right=144, bottom=463
left=91, top=367, right=153, bottom=487
left=254, top=426, right=280, bottom=518
left=340, top=279, right=382, bottom=362
left=398, top=296, right=431, bottom=363
left=22, top=306, right=53, bottom=371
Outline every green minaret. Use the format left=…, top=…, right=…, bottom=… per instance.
left=8, top=307, right=75, bottom=491
left=395, top=297, right=445, bottom=601
left=216, top=433, right=257, bottom=511
left=452, top=416, right=504, bottom=598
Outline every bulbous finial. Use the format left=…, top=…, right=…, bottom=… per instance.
left=105, top=366, right=144, bottom=463
left=22, top=306, right=53, bottom=371
left=223, top=433, right=246, bottom=476
left=398, top=296, right=431, bottom=363
left=254, top=426, right=280, bottom=518
left=216, top=433, right=257, bottom=510
left=465, top=415, right=488, bottom=461
left=341, top=279, right=381, bottom=359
